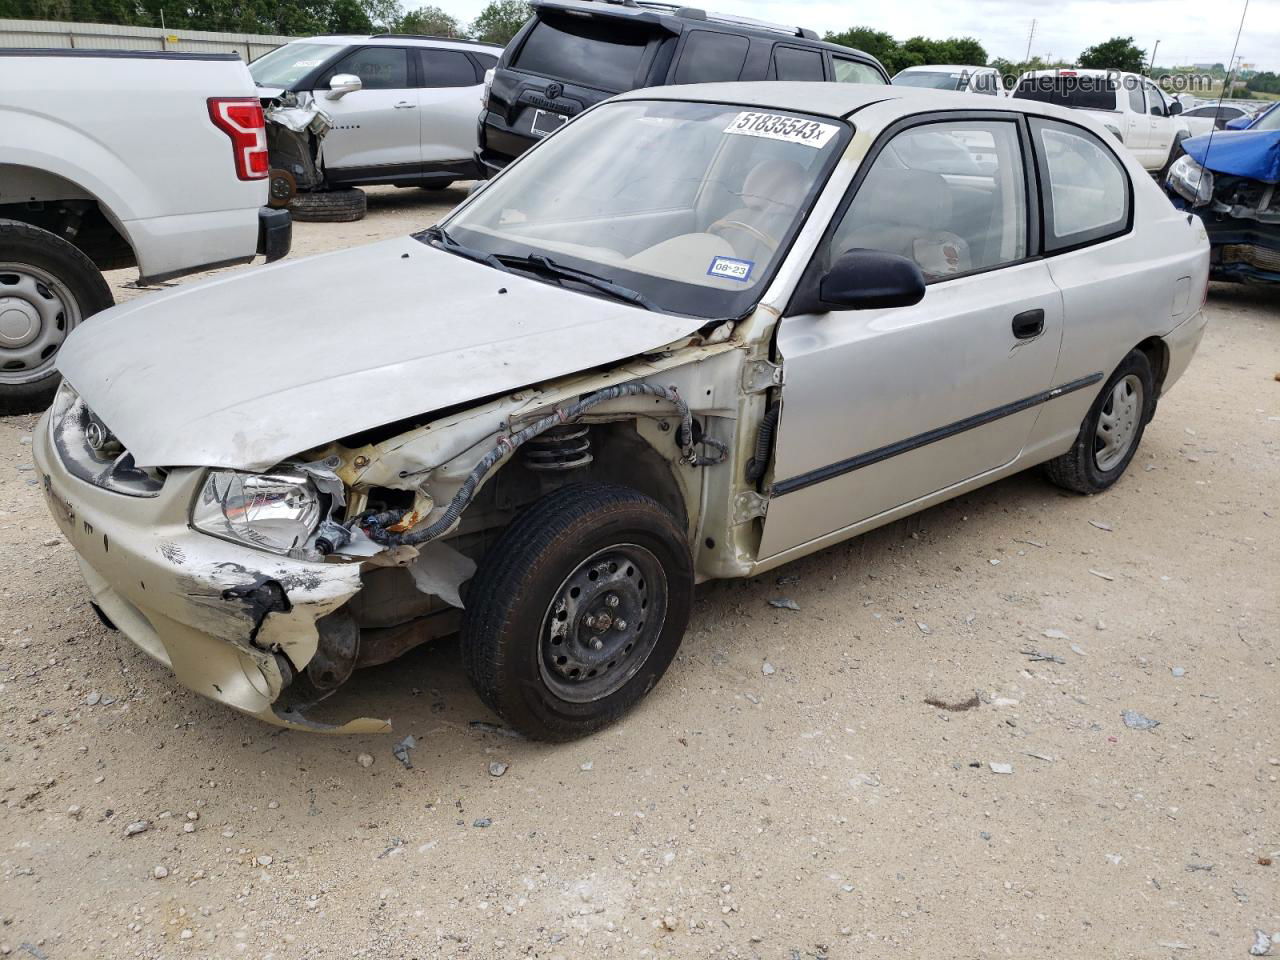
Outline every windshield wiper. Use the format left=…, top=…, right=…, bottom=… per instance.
left=416, top=225, right=503, bottom=269
left=497, top=253, right=656, bottom=311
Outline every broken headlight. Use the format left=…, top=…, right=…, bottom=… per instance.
left=192, top=470, right=322, bottom=556
left=1167, top=154, right=1214, bottom=207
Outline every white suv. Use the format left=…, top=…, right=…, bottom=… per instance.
left=250, top=34, right=501, bottom=203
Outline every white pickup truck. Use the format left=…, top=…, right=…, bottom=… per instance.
left=1013, top=69, right=1214, bottom=175
left=0, top=48, right=291, bottom=403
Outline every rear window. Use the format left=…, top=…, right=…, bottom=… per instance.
left=1014, top=75, right=1117, bottom=111
left=512, top=14, right=652, bottom=91
left=894, top=71, right=966, bottom=91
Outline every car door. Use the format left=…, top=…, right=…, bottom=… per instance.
left=416, top=48, right=487, bottom=166
left=1122, top=80, right=1150, bottom=162
left=314, top=45, right=422, bottom=177
left=1143, top=80, right=1174, bottom=163
left=758, top=116, right=1065, bottom=559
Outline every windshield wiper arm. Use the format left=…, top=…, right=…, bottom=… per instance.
left=416, top=225, right=504, bottom=269
left=498, top=254, right=656, bottom=311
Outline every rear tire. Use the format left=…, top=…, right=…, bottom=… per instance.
left=287, top=188, right=367, bottom=223
left=0, top=220, right=113, bottom=407
left=461, top=483, right=694, bottom=741
left=1043, top=350, right=1154, bottom=494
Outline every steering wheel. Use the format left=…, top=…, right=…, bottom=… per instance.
left=707, top=218, right=779, bottom=256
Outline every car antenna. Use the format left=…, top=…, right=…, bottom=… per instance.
left=1191, top=0, right=1250, bottom=200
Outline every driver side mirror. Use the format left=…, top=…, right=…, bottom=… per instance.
left=326, top=74, right=362, bottom=100
left=791, top=249, right=927, bottom=314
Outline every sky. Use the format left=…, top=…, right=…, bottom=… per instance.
left=436, top=0, right=1280, bottom=72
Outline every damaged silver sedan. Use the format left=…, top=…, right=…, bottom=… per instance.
left=35, top=83, right=1209, bottom=738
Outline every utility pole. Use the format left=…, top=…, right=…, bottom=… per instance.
left=1149, top=39, right=1160, bottom=74
left=1024, top=19, right=1037, bottom=64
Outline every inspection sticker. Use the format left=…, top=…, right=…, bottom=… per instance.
left=723, top=111, right=839, bottom=149
left=707, top=256, right=754, bottom=282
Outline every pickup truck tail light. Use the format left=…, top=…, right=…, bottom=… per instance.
left=207, top=97, right=269, bottom=181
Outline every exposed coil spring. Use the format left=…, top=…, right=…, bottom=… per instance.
left=522, top=424, right=592, bottom=471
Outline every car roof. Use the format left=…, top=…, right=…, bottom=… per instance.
left=297, top=34, right=502, bottom=51
left=530, top=0, right=884, bottom=63
left=1019, top=68, right=1140, bottom=79
left=612, top=80, right=1079, bottom=120
left=897, top=64, right=994, bottom=73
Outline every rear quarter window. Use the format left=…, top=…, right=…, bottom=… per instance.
left=1031, top=118, right=1131, bottom=251
left=512, top=14, right=653, bottom=91
left=1015, top=76, right=1117, bottom=111
left=673, top=31, right=750, bottom=84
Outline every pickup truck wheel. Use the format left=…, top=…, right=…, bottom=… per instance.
left=287, top=188, right=367, bottom=223
left=1159, top=134, right=1188, bottom=180
left=0, top=220, right=112, bottom=405
left=461, top=483, right=693, bottom=741
left=1043, top=350, right=1154, bottom=494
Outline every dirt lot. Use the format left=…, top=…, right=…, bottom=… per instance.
left=2, top=185, right=1277, bottom=959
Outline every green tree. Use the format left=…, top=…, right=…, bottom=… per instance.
left=468, top=0, right=529, bottom=44
left=1077, top=36, right=1146, bottom=73
left=396, top=3, right=460, bottom=36
left=824, top=26, right=897, bottom=66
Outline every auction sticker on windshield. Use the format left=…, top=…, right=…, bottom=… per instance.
left=723, top=112, right=839, bottom=149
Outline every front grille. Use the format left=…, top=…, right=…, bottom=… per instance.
left=1222, top=243, right=1280, bottom=272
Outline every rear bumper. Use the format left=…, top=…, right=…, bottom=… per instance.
left=477, top=110, right=539, bottom=175
left=257, top=205, right=292, bottom=263
left=32, top=416, right=387, bottom=734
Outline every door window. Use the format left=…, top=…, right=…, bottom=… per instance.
left=674, top=31, right=750, bottom=83
left=832, top=57, right=885, bottom=84
left=418, top=49, right=479, bottom=87
left=827, top=120, right=1028, bottom=280
left=1127, top=81, right=1145, bottom=113
left=331, top=47, right=409, bottom=89
left=1031, top=118, right=1130, bottom=249
left=772, top=46, right=824, bottom=81
left=1144, top=82, right=1167, bottom=116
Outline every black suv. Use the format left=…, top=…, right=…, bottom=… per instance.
left=477, top=0, right=888, bottom=174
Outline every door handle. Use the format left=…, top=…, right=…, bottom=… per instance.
left=1011, top=308, right=1045, bottom=339
left=394, top=101, right=417, bottom=109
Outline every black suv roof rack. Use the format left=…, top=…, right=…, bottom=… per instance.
left=585, top=0, right=818, bottom=39
left=368, top=33, right=502, bottom=46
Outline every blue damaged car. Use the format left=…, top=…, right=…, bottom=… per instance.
left=1165, top=101, right=1280, bottom=283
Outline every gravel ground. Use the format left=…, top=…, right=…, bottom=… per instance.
left=1, top=185, right=1278, bottom=959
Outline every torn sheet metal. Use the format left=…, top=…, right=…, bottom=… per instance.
left=407, top=540, right=477, bottom=609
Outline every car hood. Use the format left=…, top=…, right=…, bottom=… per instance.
left=1182, top=129, right=1280, bottom=184
left=57, top=236, right=704, bottom=471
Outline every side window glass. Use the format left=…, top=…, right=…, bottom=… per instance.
left=832, top=57, right=884, bottom=84
left=1145, top=83, right=1167, bottom=116
left=1127, top=80, right=1145, bottom=113
left=827, top=120, right=1027, bottom=281
left=1032, top=118, right=1130, bottom=250
left=332, top=47, right=408, bottom=90
left=674, top=31, right=750, bottom=83
left=772, top=46, right=824, bottom=81
left=419, top=49, right=479, bottom=87
left=473, top=53, right=498, bottom=73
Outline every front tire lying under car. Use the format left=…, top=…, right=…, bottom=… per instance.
left=462, top=483, right=693, bottom=741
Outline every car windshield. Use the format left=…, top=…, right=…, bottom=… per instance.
left=437, top=100, right=849, bottom=319
left=1252, top=105, right=1280, bottom=131
left=895, top=71, right=966, bottom=91
left=249, top=42, right=339, bottom=88
left=1014, top=75, right=1117, bottom=111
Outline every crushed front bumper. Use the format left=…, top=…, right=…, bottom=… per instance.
left=1170, top=200, right=1280, bottom=283
left=32, top=415, right=388, bottom=733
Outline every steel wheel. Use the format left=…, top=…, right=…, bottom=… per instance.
left=1093, top=374, right=1143, bottom=471
left=539, top=544, right=667, bottom=703
left=0, top=262, right=82, bottom=385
